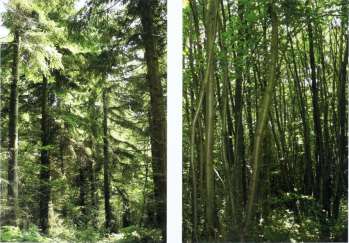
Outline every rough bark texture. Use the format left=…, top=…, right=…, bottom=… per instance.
left=39, top=75, right=50, bottom=234
left=139, top=0, right=166, bottom=239
left=7, top=30, right=20, bottom=226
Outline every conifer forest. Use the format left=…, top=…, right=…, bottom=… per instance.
left=183, top=0, right=348, bottom=242
left=0, top=0, right=166, bottom=242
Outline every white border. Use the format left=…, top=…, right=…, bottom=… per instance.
left=167, top=0, right=182, bottom=242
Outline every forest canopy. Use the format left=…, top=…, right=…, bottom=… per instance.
left=0, top=0, right=167, bottom=242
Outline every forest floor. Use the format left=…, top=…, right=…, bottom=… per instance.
left=0, top=224, right=162, bottom=242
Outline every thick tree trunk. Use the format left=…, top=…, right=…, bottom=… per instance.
left=7, top=29, right=20, bottom=226
left=102, top=89, right=112, bottom=231
left=139, top=0, right=166, bottom=239
left=39, top=75, right=50, bottom=234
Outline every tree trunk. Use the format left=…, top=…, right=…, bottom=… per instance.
left=234, top=0, right=246, bottom=217
left=102, top=88, right=112, bottom=231
left=79, top=159, right=87, bottom=225
left=88, top=93, right=99, bottom=226
left=204, top=0, right=218, bottom=240
left=243, top=2, right=278, bottom=240
left=333, top=35, right=348, bottom=219
left=287, top=27, right=314, bottom=195
left=187, top=26, right=199, bottom=242
left=7, top=29, right=20, bottom=226
left=39, top=75, right=50, bottom=234
left=139, top=0, right=167, bottom=239
left=217, top=15, right=237, bottom=240
left=306, top=2, right=329, bottom=239
left=307, top=0, right=325, bottom=201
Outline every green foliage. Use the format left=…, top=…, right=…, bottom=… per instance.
left=330, top=201, right=348, bottom=241
left=47, top=216, right=75, bottom=242
left=0, top=222, right=163, bottom=243
left=270, top=191, right=315, bottom=206
left=183, top=0, right=348, bottom=241
left=0, top=224, right=163, bottom=242
left=100, top=226, right=162, bottom=243
left=21, top=225, right=44, bottom=242
left=0, top=226, right=22, bottom=242
left=3, top=0, right=64, bottom=79
left=261, top=209, right=320, bottom=242
left=0, top=225, right=44, bottom=242
left=1, top=0, right=166, bottom=240
left=74, top=227, right=101, bottom=242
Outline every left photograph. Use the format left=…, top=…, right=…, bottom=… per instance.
left=0, top=0, right=167, bottom=242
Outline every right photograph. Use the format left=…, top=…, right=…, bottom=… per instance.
left=183, top=0, right=348, bottom=242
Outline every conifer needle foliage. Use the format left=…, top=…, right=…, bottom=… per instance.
left=0, top=0, right=167, bottom=242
